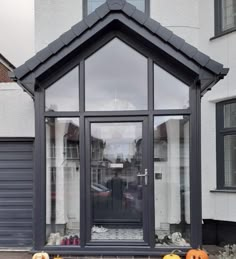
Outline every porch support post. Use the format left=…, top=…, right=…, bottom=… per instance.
left=190, top=79, right=202, bottom=248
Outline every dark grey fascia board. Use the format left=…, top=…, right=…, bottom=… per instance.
left=12, top=0, right=229, bottom=96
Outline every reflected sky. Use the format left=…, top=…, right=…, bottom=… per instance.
left=154, top=64, right=189, bottom=110
left=85, top=38, right=148, bottom=111
left=45, top=67, right=79, bottom=112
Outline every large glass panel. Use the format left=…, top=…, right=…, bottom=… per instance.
left=87, top=0, right=145, bottom=14
left=46, top=118, right=80, bottom=246
left=224, top=102, right=236, bottom=128
left=90, top=122, right=144, bottom=240
left=85, top=38, right=147, bottom=111
left=224, top=135, right=236, bottom=187
left=154, top=116, right=190, bottom=246
left=45, top=67, right=79, bottom=112
left=222, top=0, right=236, bottom=31
left=154, top=64, right=189, bottom=110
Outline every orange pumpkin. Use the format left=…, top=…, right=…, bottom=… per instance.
left=32, top=252, right=50, bottom=259
left=186, top=249, right=208, bottom=259
left=163, top=250, right=181, bottom=259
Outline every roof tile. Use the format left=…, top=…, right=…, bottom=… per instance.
left=168, top=34, right=185, bottom=50
left=180, top=42, right=198, bottom=58
left=48, top=39, right=65, bottom=54
left=132, top=9, right=148, bottom=25
left=192, top=51, right=210, bottom=67
left=36, top=47, right=53, bottom=63
left=25, top=57, right=41, bottom=71
left=13, top=63, right=30, bottom=79
left=95, top=3, right=110, bottom=18
left=71, top=21, right=89, bottom=36
left=60, top=30, right=77, bottom=46
left=144, top=18, right=160, bottom=33
left=156, top=26, right=173, bottom=42
left=84, top=11, right=100, bottom=27
left=107, top=0, right=125, bottom=10
left=122, top=2, right=136, bottom=17
left=205, top=59, right=223, bottom=74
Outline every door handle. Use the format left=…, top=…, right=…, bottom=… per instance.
left=137, top=169, right=148, bottom=185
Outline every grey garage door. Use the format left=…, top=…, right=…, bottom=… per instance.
left=0, top=140, right=33, bottom=247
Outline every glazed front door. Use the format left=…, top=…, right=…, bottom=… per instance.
left=85, top=117, right=149, bottom=244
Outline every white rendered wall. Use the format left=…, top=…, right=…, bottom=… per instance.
left=0, top=83, right=34, bottom=137
left=199, top=0, right=236, bottom=222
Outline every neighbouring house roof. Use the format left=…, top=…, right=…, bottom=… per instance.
left=0, top=53, right=15, bottom=83
left=11, top=0, right=229, bottom=96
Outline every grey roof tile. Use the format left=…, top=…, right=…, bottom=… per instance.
left=192, top=51, right=210, bottom=67
left=48, top=39, right=65, bottom=54
left=13, top=63, right=30, bottom=79
left=122, top=2, right=136, bottom=16
left=132, top=9, right=148, bottom=25
left=156, top=26, right=173, bottom=42
left=107, top=0, right=125, bottom=10
left=168, top=34, right=185, bottom=50
left=84, top=11, right=100, bottom=27
left=205, top=59, right=224, bottom=74
left=144, top=18, right=160, bottom=33
left=180, top=42, right=198, bottom=58
left=95, top=3, right=110, bottom=18
left=25, top=56, right=41, bottom=71
left=35, top=47, right=53, bottom=63
left=71, top=21, right=89, bottom=36
left=59, top=30, right=77, bottom=45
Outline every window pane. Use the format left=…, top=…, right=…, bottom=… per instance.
left=222, top=0, right=236, bottom=31
left=85, top=38, right=147, bottom=111
left=154, top=64, right=189, bottom=110
left=154, top=116, right=190, bottom=246
left=46, top=118, right=80, bottom=246
left=45, top=67, right=79, bottom=111
left=224, top=135, right=236, bottom=187
left=224, top=102, right=236, bottom=128
left=87, top=0, right=145, bottom=14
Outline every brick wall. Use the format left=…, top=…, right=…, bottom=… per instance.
left=0, top=63, right=12, bottom=82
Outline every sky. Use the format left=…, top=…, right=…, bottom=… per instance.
left=0, top=0, right=34, bottom=67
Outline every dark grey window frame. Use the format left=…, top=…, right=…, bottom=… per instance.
left=216, top=99, right=236, bottom=190
left=83, top=0, right=150, bottom=17
left=214, top=0, right=236, bottom=37
left=33, top=27, right=202, bottom=255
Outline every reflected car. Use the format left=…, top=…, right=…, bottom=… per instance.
left=91, top=184, right=111, bottom=197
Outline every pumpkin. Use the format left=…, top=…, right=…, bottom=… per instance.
left=186, top=249, right=208, bottom=259
left=32, top=252, right=50, bottom=259
left=163, top=250, right=181, bottom=259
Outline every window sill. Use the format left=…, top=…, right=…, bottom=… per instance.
left=210, top=27, right=236, bottom=40
left=210, top=189, right=236, bottom=193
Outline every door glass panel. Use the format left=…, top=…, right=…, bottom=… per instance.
left=154, top=64, right=189, bottom=110
left=85, top=38, right=148, bottom=111
left=90, top=122, right=144, bottom=240
left=45, top=67, right=79, bottom=111
left=46, top=118, right=80, bottom=246
left=154, top=116, right=190, bottom=246
left=224, top=102, right=236, bottom=128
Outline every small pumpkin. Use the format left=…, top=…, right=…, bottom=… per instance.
left=32, top=252, right=50, bottom=259
left=163, top=250, right=181, bottom=259
left=186, top=249, right=208, bottom=259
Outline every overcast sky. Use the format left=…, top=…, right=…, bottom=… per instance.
left=0, top=0, right=34, bottom=67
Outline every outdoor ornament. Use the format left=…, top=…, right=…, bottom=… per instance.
left=186, top=249, right=209, bottom=259
left=53, top=255, right=63, bottom=259
left=163, top=250, right=181, bottom=259
left=32, top=251, right=50, bottom=259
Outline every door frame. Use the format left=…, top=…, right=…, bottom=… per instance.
left=84, top=116, right=150, bottom=246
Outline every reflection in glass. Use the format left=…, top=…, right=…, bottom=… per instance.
left=45, top=67, right=79, bottom=111
left=154, top=64, right=189, bottom=110
left=46, top=118, right=80, bottom=246
left=224, top=135, right=236, bottom=187
left=88, top=0, right=145, bottom=14
left=224, top=102, right=236, bottom=128
left=154, top=116, right=190, bottom=246
left=222, top=0, right=236, bottom=31
left=85, top=38, right=147, bottom=111
left=90, top=122, right=144, bottom=240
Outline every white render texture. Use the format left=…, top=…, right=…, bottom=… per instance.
left=0, top=83, right=34, bottom=137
